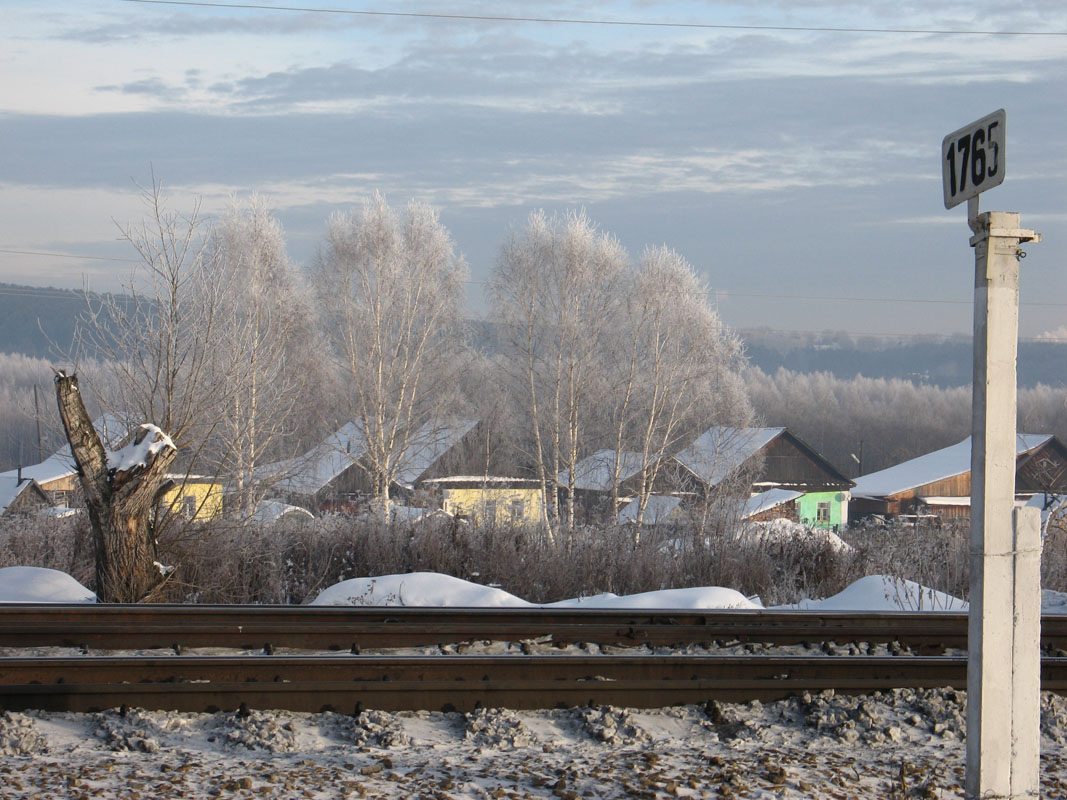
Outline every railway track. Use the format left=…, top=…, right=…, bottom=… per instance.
left=3, top=654, right=1066, bottom=713
left=7, top=603, right=1067, bottom=653
left=2, top=605, right=1065, bottom=714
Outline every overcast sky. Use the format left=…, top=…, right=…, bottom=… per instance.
left=2, top=1, right=1065, bottom=338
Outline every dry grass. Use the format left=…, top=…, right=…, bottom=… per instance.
left=2, top=513, right=1061, bottom=606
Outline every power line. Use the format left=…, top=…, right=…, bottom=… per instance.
left=119, top=0, right=1067, bottom=37
left=712, top=290, right=1067, bottom=309
left=733, top=326, right=1067, bottom=345
left=0, top=248, right=140, bottom=264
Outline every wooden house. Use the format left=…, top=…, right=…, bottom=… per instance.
left=849, top=433, right=1067, bottom=523
left=420, top=477, right=544, bottom=526
left=0, top=474, right=50, bottom=516
left=564, top=427, right=853, bottom=528
left=161, top=475, right=224, bottom=521
left=670, top=427, right=854, bottom=528
left=0, top=414, right=128, bottom=509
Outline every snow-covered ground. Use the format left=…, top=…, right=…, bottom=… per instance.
left=4, top=566, right=1067, bottom=798
left=4, top=686, right=1067, bottom=798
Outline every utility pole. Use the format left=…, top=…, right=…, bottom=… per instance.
left=33, top=384, right=43, bottom=463
left=942, top=109, right=1043, bottom=799
left=966, top=204, right=1041, bottom=800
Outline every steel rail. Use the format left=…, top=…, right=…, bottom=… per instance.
left=2, top=654, right=1066, bottom=713
left=5, top=604, right=1059, bottom=653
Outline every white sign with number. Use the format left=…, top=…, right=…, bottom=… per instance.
left=942, top=109, right=1005, bottom=209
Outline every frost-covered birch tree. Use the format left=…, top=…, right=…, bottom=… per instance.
left=314, top=193, right=467, bottom=516
left=207, top=196, right=313, bottom=514
left=488, top=210, right=628, bottom=534
left=605, top=246, right=751, bottom=525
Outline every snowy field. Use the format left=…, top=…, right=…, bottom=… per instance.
left=3, top=566, right=1067, bottom=798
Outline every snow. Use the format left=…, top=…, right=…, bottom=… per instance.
left=617, top=494, right=681, bottom=524
left=852, top=433, right=1052, bottom=499
left=673, top=426, right=785, bottom=487
left=0, top=413, right=130, bottom=488
left=742, top=488, right=803, bottom=518
left=0, top=567, right=985, bottom=613
left=310, top=572, right=534, bottom=608
left=788, top=575, right=968, bottom=612
left=562, top=450, right=647, bottom=492
left=740, top=518, right=853, bottom=553
left=252, top=499, right=314, bottom=524
left=8, top=690, right=1067, bottom=799
left=309, top=573, right=765, bottom=610
left=107, top=424, right=176, bottom=473
left=0, top=566, right=95, bottom=603
left=0, top=475, right=41, bottom=515
left=546, top=586, right=761, bottom=610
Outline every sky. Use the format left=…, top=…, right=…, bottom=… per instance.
left=1, top=1, right=1066, bottom=338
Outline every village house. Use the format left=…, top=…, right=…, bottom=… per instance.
left=161, top=475, right=224, bottom=521
left=849, top=433, right=1067, bottom=523
left=564, top=427, right=854, bottom=528
left=265, top=419, right=495, bottom=513
left=0, top=414, right=128, bottom=509
left=0, top=473, right=50, bottom=517
left=419, top=476, right=544, bottom=526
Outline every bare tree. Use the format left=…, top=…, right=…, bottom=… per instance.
left=606, top=246, right=751, bottom=526
left=207, top=195, right=313, bottom=513
left=72, top=177, right=231, bottom=468
left=54, top=372, right=176, bottom=602
left=313, top=193, right=468, bottom=515
left=488, top=210, right=629, bottom=534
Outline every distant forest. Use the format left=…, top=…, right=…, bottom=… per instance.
left=1, top=282, right=1064, bottom=479
left=740, top=327, right=1067, bottom=390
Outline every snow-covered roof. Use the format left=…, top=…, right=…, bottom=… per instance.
left=561, top=450, right=647, bottom=491
left=743, top=488, right=802, bottom=519
left=0, top=413, right=130, bottom=487
left=673, top=426, right=785, bottom=486
left=267, top=421, right=369, bottom=495
left=395, top=419, right=480, bottom=487
left=421, top=476, right=535, bottom=485
left=268, top=419, right=480, bottom=495
left=852, top=434, right=1053, bottom=499
left=1, top=452, right=77, bottom=486
left=617, top=494, right=682, bottom=524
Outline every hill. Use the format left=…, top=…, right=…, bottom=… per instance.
left=1, top=283, right=1065, bottom=388
left=739, top=328, right=1067, bottom=389
left=0, top=283, right=87, bottom=359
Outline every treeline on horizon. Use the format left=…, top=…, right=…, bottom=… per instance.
left=3, top=348, right=1064, bottom=480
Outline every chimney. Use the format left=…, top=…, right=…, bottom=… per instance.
left=16, top=465, right=23, bottom=485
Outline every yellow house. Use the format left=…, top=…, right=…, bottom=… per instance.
left=162, top=475, right=224, bottom=521
left=420, top=477, right=544, bottom=526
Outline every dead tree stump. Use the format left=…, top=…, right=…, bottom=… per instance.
left=54, top=372, right=177, bottom=603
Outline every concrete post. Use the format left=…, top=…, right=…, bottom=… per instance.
left=966, top=211, right=1042, bottom=800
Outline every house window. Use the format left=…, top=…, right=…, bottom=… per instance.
left=182, top=495, right=198, bottom=519
left=509, top=498, right=525, bottom=521
left=482, top=500, right=498, bottom=524
left=816, top=502, right=831, bottom=523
